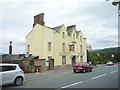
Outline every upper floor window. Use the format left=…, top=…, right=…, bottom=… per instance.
left=69, top=44, right=75, bottom=51
left=48, top=42, right=52, bottom=52
left=80, top=36, right=82, bottom=42
left=80, top=45, right=82, bottom=53
left=73, top=34, right=75, bottom=40
left=62, top=43, right=65, bottom=51
left=27, top=45, right=30, bottom=52
left=63, top=32, right=65, bottom=38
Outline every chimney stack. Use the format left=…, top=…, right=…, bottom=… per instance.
left=33, top=13, right=45, bottom=27
left=9, top=41, right=12, bottom=55
left=67, top=25, right=76, bottom=30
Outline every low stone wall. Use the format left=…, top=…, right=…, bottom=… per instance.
left=54, top=64, right=72, bottom=70
left=2, top=59, right=73, bottom=73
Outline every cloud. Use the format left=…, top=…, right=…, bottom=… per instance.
left=0, top=0, right=118, bottom=54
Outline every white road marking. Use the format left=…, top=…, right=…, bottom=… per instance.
left=60, top=81, right=82, bottom=89
left=92, top=74, right=106, bottom=79
left=106, top=66, right=114, bottom=67
left=110, top=70, right=118, bottom=73
left=60, top=74, right=107, bottom=89
left=59, top=72, right=113, bottom=89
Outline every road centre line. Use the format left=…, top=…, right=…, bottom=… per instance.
left=59, top=74, right=107, bottom=89
left=106, top=66, right=114, bottom=68
left=60, top=81, right=82, bottom=89
left=110, top=70, right=118, bottom=73
left=92, top=74, right=106, bottom=79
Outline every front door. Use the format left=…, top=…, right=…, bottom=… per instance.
left=71, top=56, right=76, bottom=66
left=48, top=59, right=54, bottom=70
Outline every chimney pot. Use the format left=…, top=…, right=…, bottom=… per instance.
left=9, top=41, right=12, bottom=55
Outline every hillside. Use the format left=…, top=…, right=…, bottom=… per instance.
left=93, top=47, right=119, bottom=53
left=87, top=47, right=120, bottom=64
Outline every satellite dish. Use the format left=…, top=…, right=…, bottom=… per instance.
left=25, top=52, right=29, bottom=58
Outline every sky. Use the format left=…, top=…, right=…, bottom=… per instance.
left=0, top=0, right=118, bottom=54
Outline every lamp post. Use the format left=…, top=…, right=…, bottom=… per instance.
left=111, top=54, right=115, bottom=61
left=97, top=53, right=100, bottom=56
left=97, top=53, right=100, bottom=64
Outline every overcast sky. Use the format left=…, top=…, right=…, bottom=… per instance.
left=0, top=0, right=118, bottom=54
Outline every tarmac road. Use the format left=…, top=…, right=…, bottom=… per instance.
left=2, top=64, right=118, bottom=89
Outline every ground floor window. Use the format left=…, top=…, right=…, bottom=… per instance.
left=29, top=60, right=34, bottom=66
left=62, top=56, right=66, bottom=65
left=80, top=56, right=83, bottom=62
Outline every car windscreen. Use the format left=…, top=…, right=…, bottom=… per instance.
left=75, top=62, right=83, bottom=66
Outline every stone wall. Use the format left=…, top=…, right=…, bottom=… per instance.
left=54, top=64, right=72, bottom=70
left=2, top=59, right=73, bottom=73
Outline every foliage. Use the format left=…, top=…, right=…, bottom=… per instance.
left=87, top=47, right=119, bottom=65
left=112, top=1, right=119, bottom=6
left=1, top=54, right=9, bottom=59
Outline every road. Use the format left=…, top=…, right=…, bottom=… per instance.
left=2, top=64, right=118, bottom=89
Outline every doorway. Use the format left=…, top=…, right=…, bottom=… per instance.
left=48, top=59, right=54, bottom=70
left=71, top=56, right=76, bottom=66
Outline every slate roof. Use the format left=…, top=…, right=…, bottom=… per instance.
left=76, top=30, right=81, bottom=37
left=3, top=54, right=39, bottom=61
left=3, top=55, right=22, bottom=60
left=67, top=28, right=73, bottom=35
left=52, top=25, right=63, bottom=32
left=67, top=25, right=76, bottom=35
left=28, top=56, right=39, bottom=59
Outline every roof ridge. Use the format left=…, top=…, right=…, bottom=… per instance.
left=52, top=24, right=63, bottom=29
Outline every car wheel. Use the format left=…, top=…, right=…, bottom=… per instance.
left=83, top=69, right=86, bottom=73
left=73, top=70, right=77, bottom=73
left=14, top=77, right=23, bottom=86
left=90, top=69, right=92, bottom=72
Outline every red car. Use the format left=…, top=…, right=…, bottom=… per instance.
left=73, top=62, right=92, bottom=73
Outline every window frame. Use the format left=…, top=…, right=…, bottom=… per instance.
left=0, top=66, right=16, bottom=72
left=62, top=56, right=66, bottom=65
left=62, top=43, right=65, bottom=51
left=48, top=42, right=52, bottom=52
left=69, top=44, right=75, bottom=51
left=63, top=32, right=65, bottom=38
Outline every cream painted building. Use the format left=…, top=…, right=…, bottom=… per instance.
left=26, top=13, right=87, bottom=70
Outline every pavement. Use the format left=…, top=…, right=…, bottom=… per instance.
left=24, top=64, right=108, bottom=82
left=24, top=64, right=103, bottom=81
left=25, top=69, right=73, bottom=82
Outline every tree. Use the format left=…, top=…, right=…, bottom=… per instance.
left=107, top=0, right=120, bottom=10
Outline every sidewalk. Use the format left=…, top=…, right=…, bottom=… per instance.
left=25, top=68, right=72, bottom=82
left=24, top=64, right=104, bottom=82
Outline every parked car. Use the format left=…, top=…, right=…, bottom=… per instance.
left=73, top=62, right=92, bottom=73
left=0, top=63, right=25, bottom=86
left=106, top=61, right=114, bottom=66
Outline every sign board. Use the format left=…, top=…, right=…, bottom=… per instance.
left=45, top=62, right=49, bottom=67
